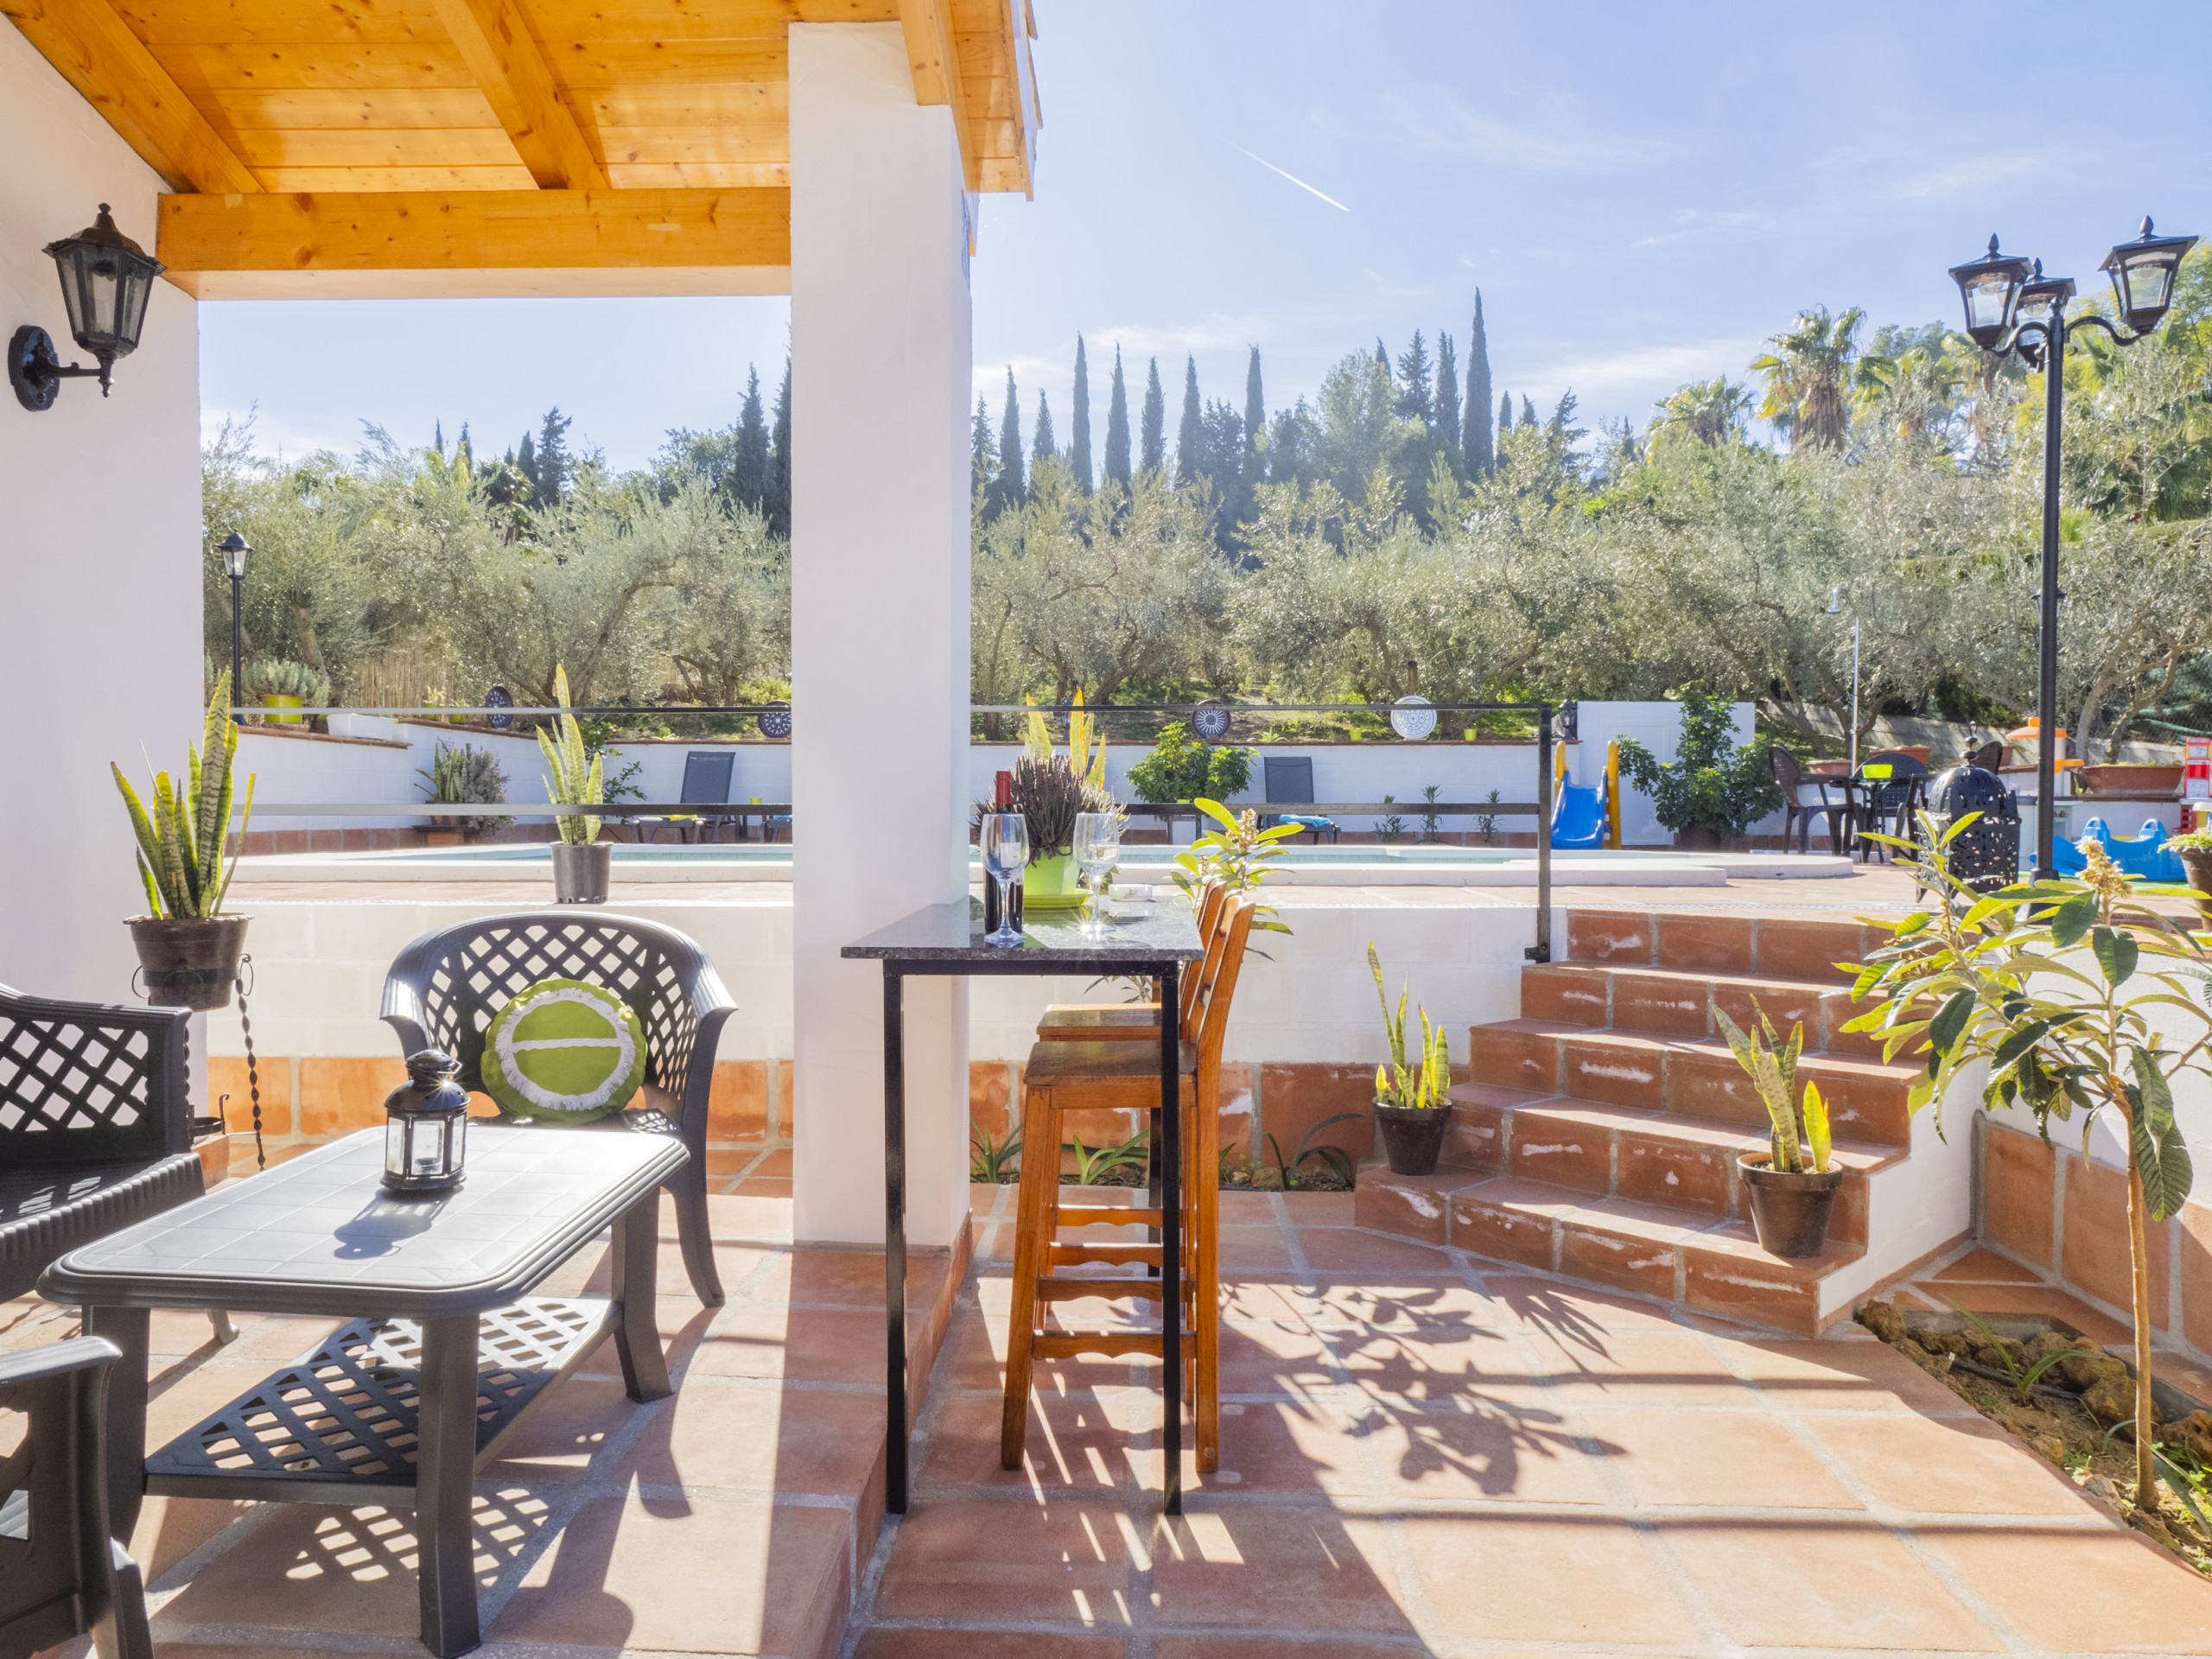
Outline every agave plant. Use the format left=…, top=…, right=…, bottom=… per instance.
left=1369, top=942, right=1449, bottom=1109
left=112, top=672, right=255, bottom=919
left=240, top=658, right=331, bottom=705
left=1713, top=1002, right=1833, bottom=1175
left=536, top=664, right=603, bottom=847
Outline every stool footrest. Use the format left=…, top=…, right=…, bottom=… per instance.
left=1032, top=1331, right=1191, bottom=1361
left=1051, top=1243, right=1160, bottom=1268
left=1058, top=1205, right=1163, bottom=1226
left=1038, top=1275, right=1163, bottom=1302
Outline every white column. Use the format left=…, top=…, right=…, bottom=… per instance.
left=788, top=23, right=972, bottom=1249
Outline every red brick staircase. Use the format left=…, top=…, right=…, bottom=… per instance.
left=1356, top=907, right=1923, bottom=1335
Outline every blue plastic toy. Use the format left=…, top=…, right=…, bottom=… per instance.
left=2050, top=817, right=2184, bottom=883
left=1551, top=781, right=1606, bottom=849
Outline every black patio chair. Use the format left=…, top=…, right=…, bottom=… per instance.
left=1852, top=753, right=1930, bottom=863
left=0, top=988, right=228, bottom=1344
left=380, top=913, right=737, bottom=1305
left=636, top=750, right=738, bottom=844
left=1769, top=747, right=1852, bottom=855
left=0, top=1335, right=153, bottom=1659
left=1967, top=739, right=2005, bottom=774
left=1260, top=755, right=1338, bottom=842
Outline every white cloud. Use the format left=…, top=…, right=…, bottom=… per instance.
left=1348, top=88, right=1694, bottom=175
left=1509, top=335, right=1770, bottom=419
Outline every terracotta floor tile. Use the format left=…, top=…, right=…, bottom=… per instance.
left=734, top=1175, right=795, bottom=1198
left=1217, top=1224, right=1294, bottom=1270
left=1216, top=1319, right=1337, bottom=1394
left=919, top=1389, right=1142, bottom=1496
left=937, top=1312, right=1134, bottom=1395
left=1661, top=1518, right=1999, bottom=1650
left=1149, top=1508, right=1411, bottom=1636
left=1283, top=1191, right=1357, bottom=1226
left=1806, top=1413, right=2097, bottom=1515
left=747, top=1147, right=795, bottom=1176
left=1327, top=1325, right=1551, bottom=1408
left=1296, top=1276, right=1496, bottom=1329
left=159, top=1493, right=550, bottom=1639
left=1727, top=1338, right=1975, bottom=1414
left=691, top=1303, right=886, bottom=1383
left=1522, top=1328, right=1756, bottom=1408
left=1363, top=1400, right=1608, bottom=1503
left=480, top=1375, right=662, bottom=1483
left=1929, top=1245, right=2044, bottom=1283
left=1214, top=1274, right=1313, bottom=1324
left=1294, top=1227, right=1459, bottom=1272
left=700, top=1192, right=799, bottom=1241
left=613, top=1380, right=885, bottom=1496
left=1575, top=1407, right=1863, bottom=1510
left=1400, top=1510, right=1703, bottom=1645
left=130, top=1494, right=255, bottom=1580
left=1152, top=1643, right=1424, bottom=1659
left=752, top=1249, right=935, bottom=1308
left=1217, top=1189, right=1279, bottom=1224
left=855, top=1633, right=1124, bottom=1659
left=1480, top=1273, right=1688, bottom=1336
left=493, top=1493, right=850, bottom=1654
left=220, top=1313, right=346, bottom=1363
left=873, top=1499, right=1135, bottom=1624
left=1157, top=1398, right=1369, bottom=1496
left=578, top=1237, right=778, bottom=1299
left=1921, top=1523, right=2212, bottom=1650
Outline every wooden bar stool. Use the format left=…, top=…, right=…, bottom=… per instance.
left=1002, top=893, right=1255, bottom=1476
left=1032, top=880, right=1226, bottom=1046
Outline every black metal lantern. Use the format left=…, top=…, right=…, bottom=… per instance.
left=1948, top=234, right=2034, bottom=350
left=2010, top=261, right=2076, bottom=369
left=218, top=532, right=252, bottom=583
left=9, top=206, right=166, bottom=411
left=2100, top=217, right=2200, bottom=334
left=381, top=1049, right=470, bottom=1194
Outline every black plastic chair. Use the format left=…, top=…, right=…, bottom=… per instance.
left=0, top=1335, right=152, bottom=1659
left=1769, top=747, right=1852, bottom=855
left=380, top=913, right=738, bottom=1304
left=1968, top=739, right=2005, bottom=774
left=0, top=988, right=228, bottom=1343
left=1852, top=754, right=1930, bottom=862
left=1261, top=755, right=1338, bottom=842
left=637, top=751, right=739, bottom=844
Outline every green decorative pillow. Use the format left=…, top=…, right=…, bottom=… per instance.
left=481, top=978, right=647, bottom=1123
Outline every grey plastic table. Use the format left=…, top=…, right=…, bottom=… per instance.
left=842, top=897, right=1205, bottom=1514
left=40, top=1122, right=684, bottom=1658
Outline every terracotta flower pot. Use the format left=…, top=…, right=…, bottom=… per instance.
left=1671, top=823, right=1735, bottom=852
left=1738, top=1151, right=1841, bottom=1258
left=1373, top=1102, right=1447, bottom=1176
left=126, top=914, right=251, bottom=1010
left=2179, top=848, right=2212, bottom=926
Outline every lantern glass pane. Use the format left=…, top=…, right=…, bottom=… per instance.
left=385, top=1116, right=410, bottom=1176
left=2126, top=258, right=2176, bottom=319
left=1963, top=275, right=2012, bottom=334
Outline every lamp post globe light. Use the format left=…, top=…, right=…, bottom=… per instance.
left=218, top=533, right=251, bottom=718
left=1948, top=216, right=2198, bottom=879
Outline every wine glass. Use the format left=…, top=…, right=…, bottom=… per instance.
left=980, top=812, right=1029, bottom=946
left=1073, top=811, right=1122, bottom=939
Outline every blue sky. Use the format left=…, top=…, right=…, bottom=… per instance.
left=200, top=0, right=2212, bottom=474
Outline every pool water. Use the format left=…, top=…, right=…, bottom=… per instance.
left=334, top=842, right=1527, bottom=867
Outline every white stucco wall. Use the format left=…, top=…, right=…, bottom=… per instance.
left=0, top=23, right=200, bottom=1003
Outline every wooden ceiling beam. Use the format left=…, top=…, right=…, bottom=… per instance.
left=427, top=0, right=606, bottom=188
left=156, top=186, right=790, bottom=296
left=3, top=0, right=262, bottom=194
left=896, top=0, right=977, bottom=192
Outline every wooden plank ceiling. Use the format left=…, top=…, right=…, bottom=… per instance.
left=2, top=0, right=1039, bottom=296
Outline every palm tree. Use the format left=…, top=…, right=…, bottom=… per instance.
left=1653, top=376, right=1754, bottom=448
left=1854, top=336, right=1973, bottom=444
left=1751, top=306, right=1888, bottom=453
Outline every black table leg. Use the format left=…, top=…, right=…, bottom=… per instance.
left=414, top=1313, right=480, bottom=1657
left=883, top=967, right=908, bottom=1515
left=1158, top=959, right=1182, bottom=1516
left=84, top=1304, right=148, bottom=1540
left=610, top=1187, right=671, bottom=1402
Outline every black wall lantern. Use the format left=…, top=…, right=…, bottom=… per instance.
left=10, top=205, right=166, bottom=412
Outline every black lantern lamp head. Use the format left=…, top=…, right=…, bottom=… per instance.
left=1949, top=234, right=2035, bottom=351
left=381, top=1049, right=470, bottom=1195
left=218, top=532, right=252, bottom=583
left=9, top=205, right=166, bottom=412
left=2101, top=217, right=2199, bottom=334
left=2012, top=261, right=2076, bottom=370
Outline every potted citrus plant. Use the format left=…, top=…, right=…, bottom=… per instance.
left=2169, top=827, right=2212, bottom=925
left=112, top=672, right=256, bottom=1008
left=538, top=665, right=608, bottom=902
left=1368, top=943, right=1451, bottom=1174
left=1713, top=1003, right=1838, bottom=1255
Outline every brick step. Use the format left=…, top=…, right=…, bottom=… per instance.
left=1354, top=1166, right=1865, bottom=1337
left=1519, top=961, right=1883, bottom=1058
left=1440, top=1082, right=1901, bottom=1243
left=1467, top=1019, right=1915, bottom=1145
left=1563, top=908, right=1887, bottom=983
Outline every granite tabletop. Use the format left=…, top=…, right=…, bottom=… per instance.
left=842, top=896, right=1203, bottom=963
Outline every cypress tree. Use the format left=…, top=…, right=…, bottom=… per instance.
left=1376, top=336, right=1390, bottom=370
left=996, top=368, right=1025, bottom=514
left=1070, top=335, right=1093, bottom=492
left=1139, top=358, right=1166, bottom=474
left=1175, top=356, right=1203, bottom=484
left=516, top=430, right=538, bottom=499
left=456, top=423, right=472, bottom=469
left=1104, top=347, right=1131, bottom=485
left=1032, top=388, right=1056, bottom=472
left=1395, top=332, right=1433, bottom=422
left=1521, top=394, right=1537, bottom=429
left=1434, top=333, right=1461, bottom=457
left=733, top=366, right=769, bottom=512
left=1243, top=346, right=1264, bottom=454
left=1498, top=390, right=1513, bottom=435
left=766, top=356, right=792, bottom=536
left=970, top=395, right=996, bottom=509
left=533, top=408, right=573, bottom=505
left=433, top=419, right=445, bottom=458
left=1464, top=291, right=1493, bottom=477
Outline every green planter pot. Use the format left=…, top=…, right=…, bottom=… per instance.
left=1023, top=852, right=1085, bottom=911
left=260, top=693, right=302, bottom=727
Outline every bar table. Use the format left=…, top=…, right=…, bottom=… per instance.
left=842, top=896, right=1205, bottom=1513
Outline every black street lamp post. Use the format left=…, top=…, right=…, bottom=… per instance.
left=218, top=532, right=251, bottom=718
left=1948, top=217, right=2197, bottom=879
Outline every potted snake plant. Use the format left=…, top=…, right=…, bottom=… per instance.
left=1369, top=943, right=1452, bottom=1175
left=538, top=665, right=609, bottom=903
left=112, top=672, right=256, bottom=1008
left=1714, top=1002, right=1839, bottom=1256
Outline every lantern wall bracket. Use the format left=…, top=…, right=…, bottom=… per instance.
left=9, top=324, right=110, bottom=411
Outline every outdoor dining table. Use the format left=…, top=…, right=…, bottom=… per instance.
left=842, top=896, right=1205, bottom=1513
left=39, top=1122, right=684, bottom=1658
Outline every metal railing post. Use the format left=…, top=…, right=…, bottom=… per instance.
left=1529, top=703, right=1553, bottom=963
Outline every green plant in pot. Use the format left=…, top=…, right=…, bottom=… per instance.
left=972, top=700, right=1114, bottom=909
left=419, top=741, right=510, bottom=838
left=1369, top=942, right=1451, bottom=1175
left=112, top=672, right=256, bottom=1009
left=1713, top=1003, right=1838, bottom=1256
left=1614, top=686, right=1782, bottom=849
left=2169, top=828, right=2212, bottom=925
left=537, top=664, right=609, bottom=903
left=1847, top=820, right=2212, bottom=1517
left=240, top=658, right=330, bottom=727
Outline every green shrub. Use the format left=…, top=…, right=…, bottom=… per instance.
left=1126, top=721, right=1254, bottom=803
left=1615, top=687, right=1782, bottom=842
